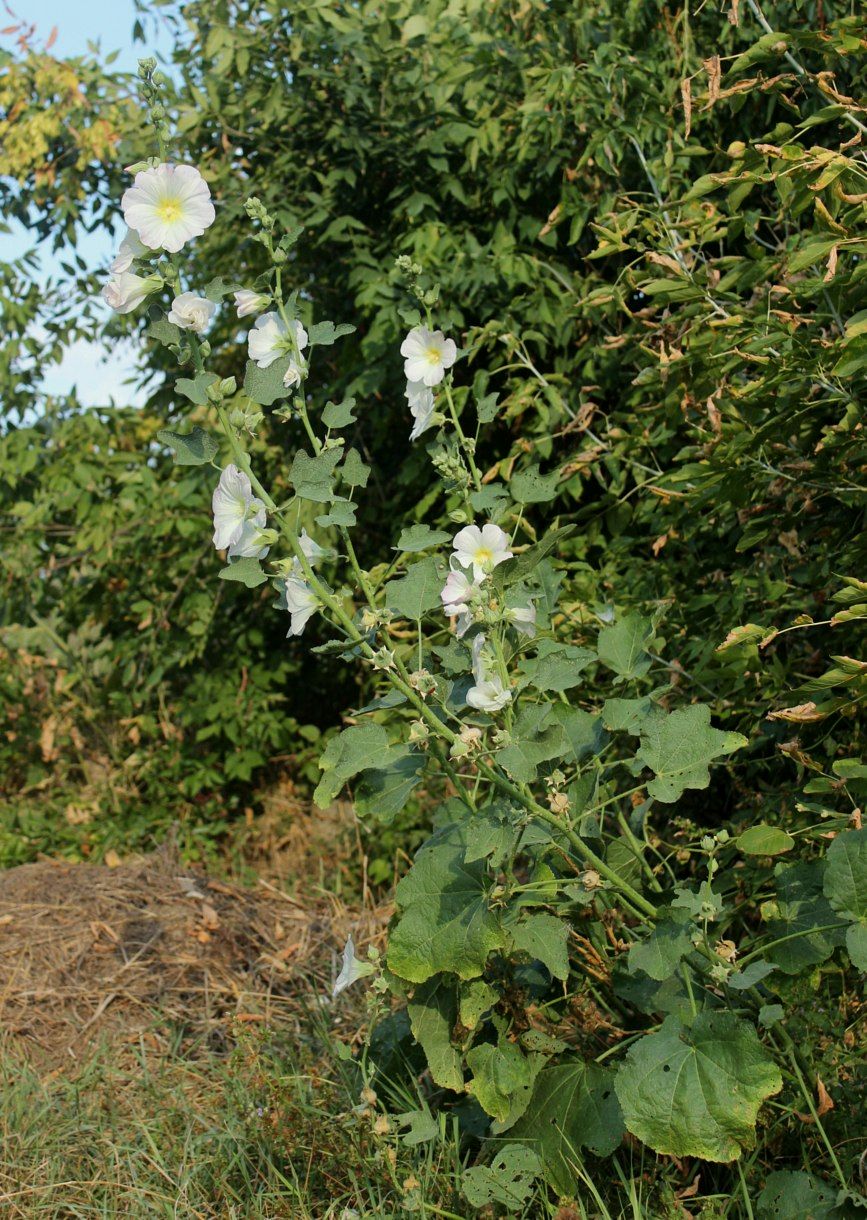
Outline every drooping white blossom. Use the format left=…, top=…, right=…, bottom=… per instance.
left=332, top=936, right=375, bottom=1000
left=248, top=312, right=308, bottom=369
left=405, top=380, right=436, bottom=441
left=451, top=523, right=513, bottom=582
left=299, top=529, right=327, bottom=566
left=109, top=227, right=148, bottom=274
left=400, top=326, right=457, bottom=387
left=101, top=271, right=162, bottom=315
left=282, top=573, right=318, bottom=636
left=121, top=163, right=215, bottom=253
left=211, top=464, right=269, bottom=559
left=466, top=633, right=512, bottom=713
left=441, top=566, right=480, bottom=638
left=506, top=603, right=537, bottom=638
left=233, top=288, right=271, bottom=318
left=283, top=358, right=306, bottom=389
left=167, top=291, right=216, bottom=334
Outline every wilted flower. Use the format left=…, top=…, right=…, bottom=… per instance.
left=248, top=312, right=308, bottom=369
left=441, top=566, right=480, bottom=638
left=121, top=163, right=215, bottom=253
left=466, top=633, right=512, bottom=713
left=282, top=573, right=318, bottom=636
left=332, top=935, right=375, bottom=999
left=400, top=326, right=457, bottom=387
left=167, top=291, right=216, bottom=334
left=101, top=270, right=162, bottom=315
left=233, top=288, right=271, bottom=318
left=211, top=464, right=269, bottom=559
left=405, top=380, right=436, bottom=440
left=109, top=227, right=148, bottom=274
left=506, top=603, right=537, bottom=637
left=282, top=358, right=306, bottom=389
left=451, top=522, right=513, bottom=582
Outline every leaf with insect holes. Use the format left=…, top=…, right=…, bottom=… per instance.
left=614, top=1012, right=782, bottom=1161
left=462, top=1145, right=542, bottom=1210
left=510, top=1061, right=623, bottom=1193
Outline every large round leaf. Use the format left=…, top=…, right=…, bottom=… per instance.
left=614, top=1012, right=782, bottom=1161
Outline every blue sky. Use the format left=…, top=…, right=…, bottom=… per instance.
left=2, top=0, right=171, bottom=405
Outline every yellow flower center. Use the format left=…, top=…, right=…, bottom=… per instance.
left=157, top=196, right=184, bottom=224
left=474, top=546, right=493, bottom=566
left=425, top=346, right=443, bottom=366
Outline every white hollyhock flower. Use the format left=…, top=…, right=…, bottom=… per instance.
left=299, top=529, right=327, bottom=565
left=441, top=566, right=480, bottom=638
left=405, top=380, right=436, bottom=441
left=101, top=271, right=162, bottom=315
left=248, top=312, right=308, bottom=369
left=467, top=634, right=512, bottom=713
left=451, top=523, right=513, bottom=582
left=233, top=288, right=271, bottom=318
left=283, top=358, right=306, bottom=389
left=332, top=936, right=374, bottom=1000
left=400, top=326, right=457, bottom=387
left=212, top=464, right=269, bottom=558
left=506, top=604, right=537, bottom=637
left=167, top=292, right=216, bottom=334
left=121, top=163, right=215, bottom=253
left=282, top=574, right=318, bottom=636
left=109, top=227, right=148, bottom=274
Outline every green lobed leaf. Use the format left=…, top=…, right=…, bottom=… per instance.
left=307, top=319, right=355, bottom=346
left=156, top=426, right=219, bottom=466
left=766, top=861, right=847, bottom=975
left=597, top=614, right=653, bottom=681
left=217, top=557, right=267, bottom=588
left=756, top=1171, right=842, bottom=1220
left=462, top=1145, right=541, bottom=1211
left=466, top=1037, right=543, bottom=1125
left=406, top=975, right=463, bottom=1092
left=385, top=556, right=444, bottom=620
left=243, top=355, right=294, bottom=405
left=637, top=705, right=748, bottom=803
left=354, top=745, right=423, bottom=824
left=824, top=829, right=867, bottom=970
left=737, top=824, right=795, bottom=856
left=395, top=524, right=452, bottom=552
left=510, top=1061, right=624, bottom=1193
left=509, top=912, right=570, bottom=981
left=340, top=446, right=370, bottom=488
left=289, top=448, right=343, bottom=502
left=388, top=837, right=504, bottom=983
left=321, top=396, right=357, bottom=428
left=614, top=1012, right=782, bottom=1161
left=628, top=919, right=693, bottom=982
left=174, top=371, right=218, bottom=405
left=313, top=723, right=392, bottom=807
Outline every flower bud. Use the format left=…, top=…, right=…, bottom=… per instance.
left=220, top=376, right=237, bottom=397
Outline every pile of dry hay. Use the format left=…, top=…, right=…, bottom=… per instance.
left=0, top=842, right=391, bottom=1068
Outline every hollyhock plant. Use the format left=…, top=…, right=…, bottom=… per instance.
left=233, top=288, right=271, bottom=318
left=167, top=292, right=216, bottom=334
left=101, top=270, right=162, bottom=315
left=451, top=523, right=513, bottom=582
left=211, top=464, right=269, bottom=558
left=466, top=633, right=512, bottom=713
left=248, top=312, right=308, bottom=369
left=400, top=326, right=457, bottom=387
left=121, top=163, right=215, bottom=253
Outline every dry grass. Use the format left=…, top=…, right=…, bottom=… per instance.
left=0, top=838, right=391, bottom=1070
